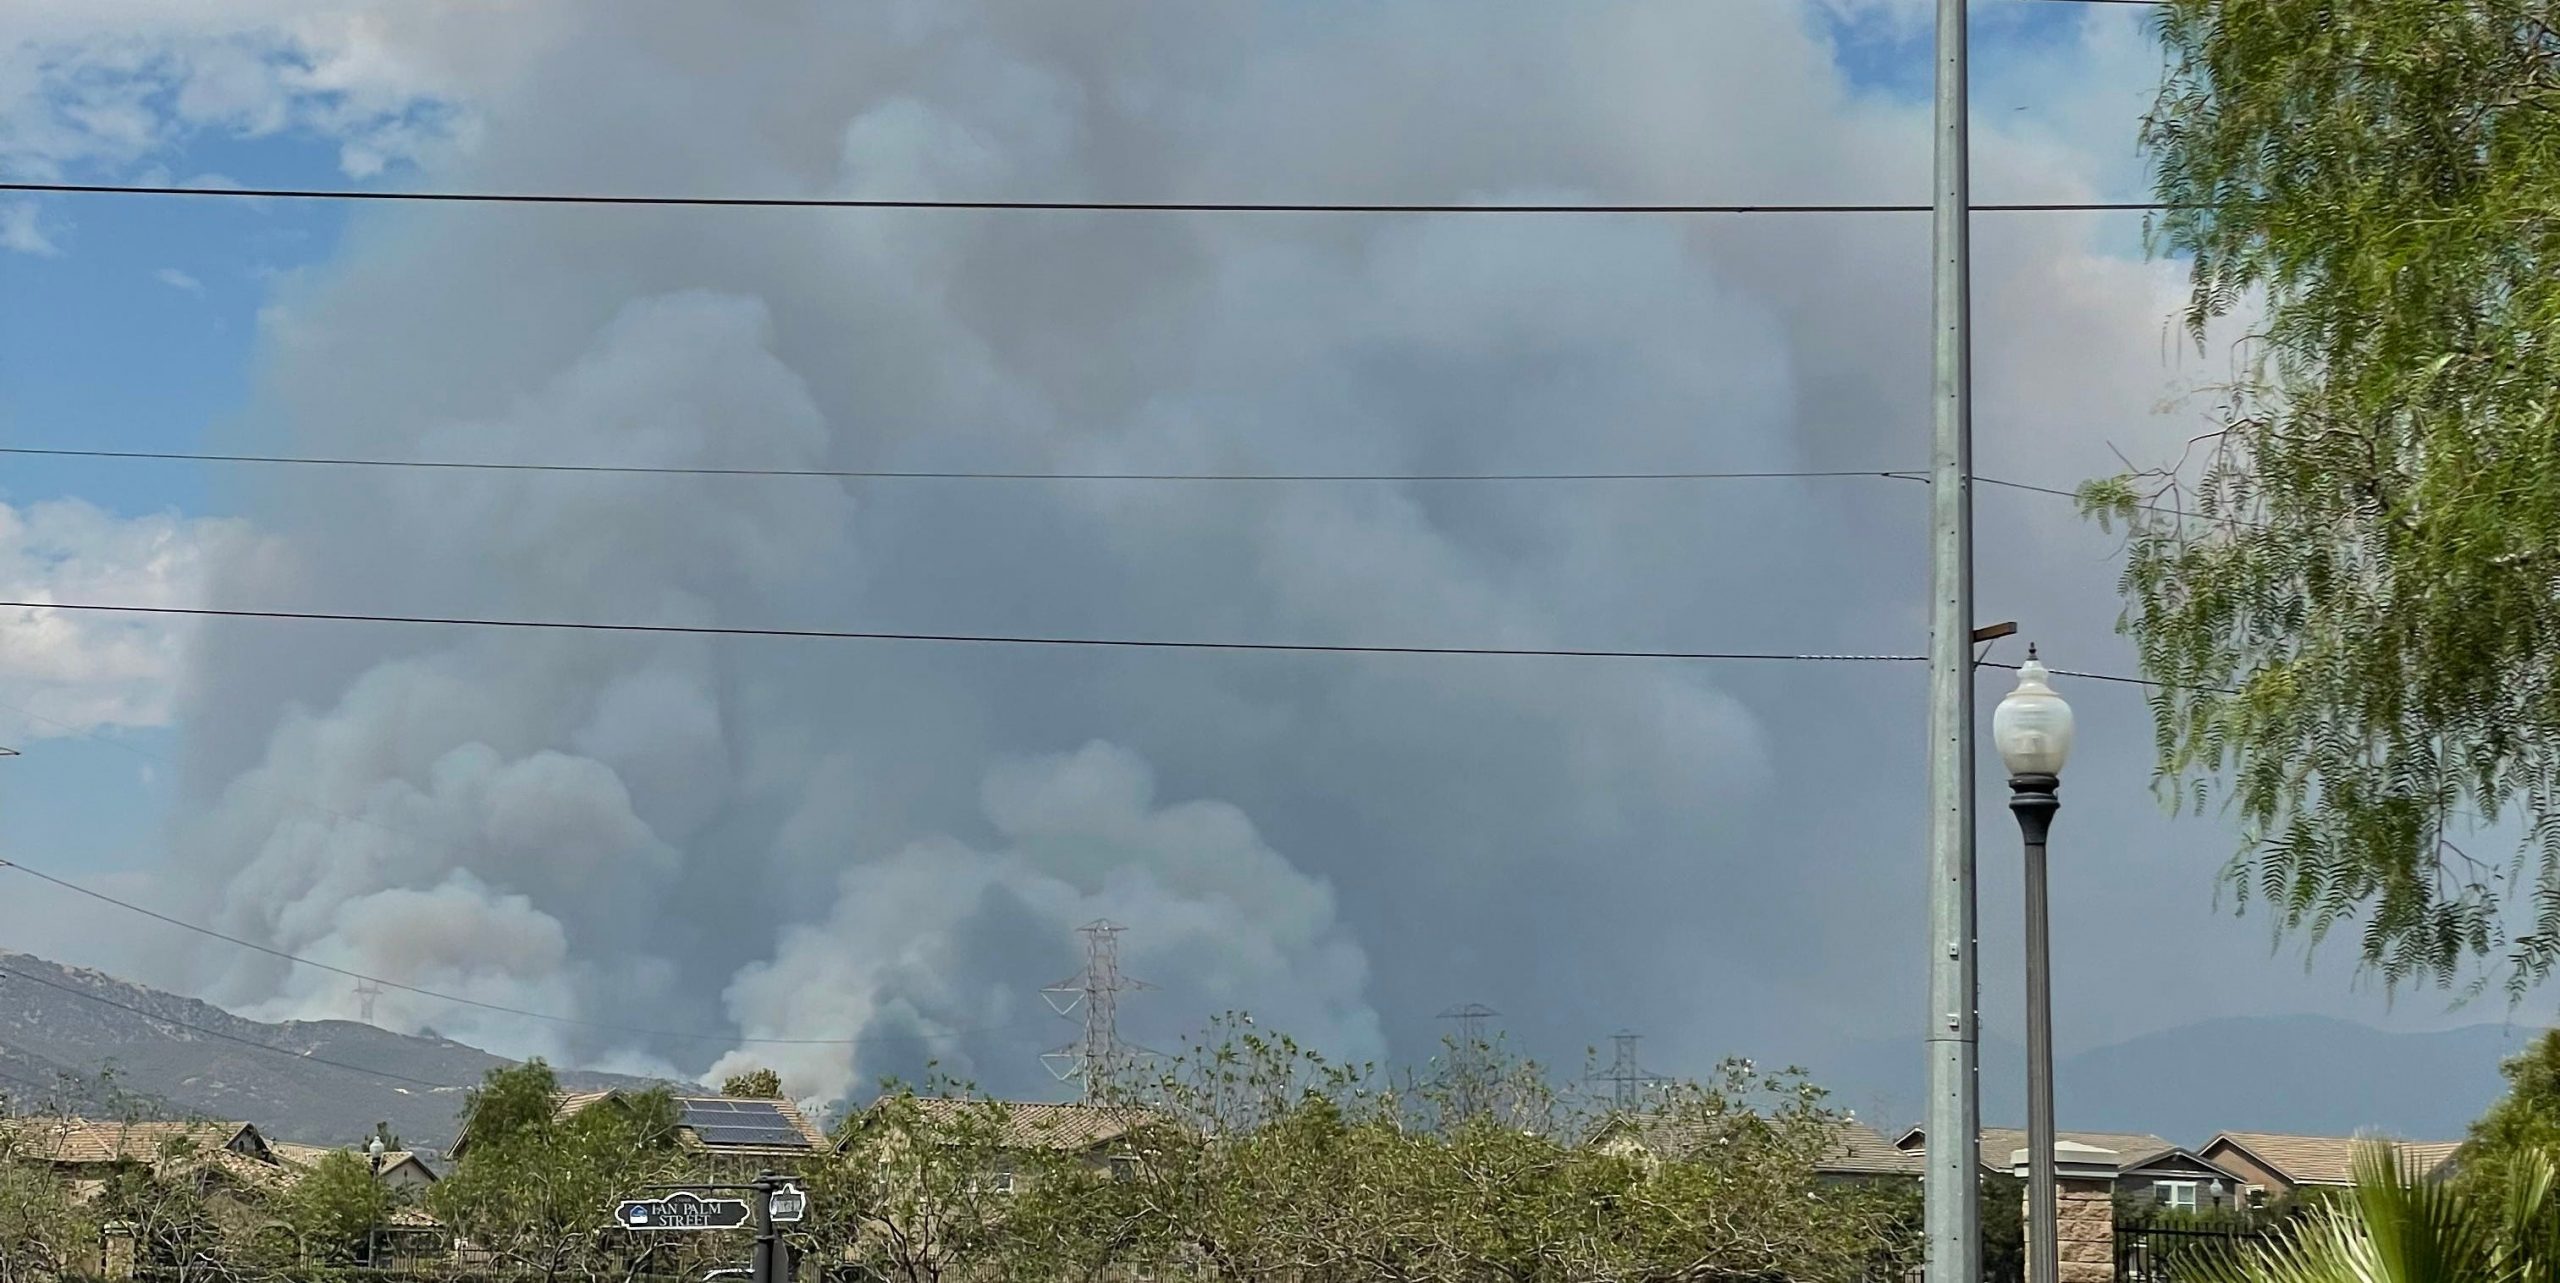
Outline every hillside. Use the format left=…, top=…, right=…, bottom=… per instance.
left=1812, top=1014, right=2543, bottom=1143
left=0, top=951, right=660, bottom=1150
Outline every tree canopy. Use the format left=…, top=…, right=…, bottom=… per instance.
left=2101, top=0, right=2560, bottom=992
left=2458, top=1029, right=2560, bottom=1199
left=720, top=1068, right=783, bottom=1099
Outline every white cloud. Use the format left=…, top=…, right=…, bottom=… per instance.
left=156, top=266, right=201, bottom=291
left=0, top=202, right=58, bottom=256
left=0, top=500, right=254, bottom=740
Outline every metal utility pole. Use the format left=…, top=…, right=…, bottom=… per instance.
left=751, top=1173, right=781, bottom=1283
left=1925, top=0, right=1982, bottom=1277
left=1042, top=920, right=1155, bottom=1101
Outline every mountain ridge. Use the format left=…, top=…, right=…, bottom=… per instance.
left=1810, top=1012, right=2546, bottom=1143
left=0, top=951, right=664, bottom=1151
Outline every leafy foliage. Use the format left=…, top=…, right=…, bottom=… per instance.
left=427, top=1061, right=686, bottom=1279
left=2460, top=1029, right=2560, bottom=1200
left=719, top=1069, right=783, bottom=1100
left=2198, top=1142, right=2557, bottom=1283
left=922, top=1016, right=1914, bottom=1282
left=2101, top=0, right=2560, bottom=992
left=282, top=1150, right=392, bottom=1265
left=0, top=1022, right=1902, bottom=1283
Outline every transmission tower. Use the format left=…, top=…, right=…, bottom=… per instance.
left=353, top=979, right=382, bottom=1024
left=1434, top=1002, right=1502, bottom=1120
left=1599, top=1030, right=1667, bottom=1113
left=1040, top=920, right=1157, bottom=1101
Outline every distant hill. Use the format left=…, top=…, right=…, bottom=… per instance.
left=0, top=951, right=661, bottom=1151
left=1810, top=1014, right=2544, bottom=1145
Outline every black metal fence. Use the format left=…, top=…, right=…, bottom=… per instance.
left=2116, top=1224, right=2265, bottom=1282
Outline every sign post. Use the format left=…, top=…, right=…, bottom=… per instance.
left=613, top=1178, right=808, bottom=1283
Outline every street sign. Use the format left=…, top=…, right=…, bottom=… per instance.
left=614, top=1192, right=753, bottom=1231
left=766, top=1183, right=807, bottom=1225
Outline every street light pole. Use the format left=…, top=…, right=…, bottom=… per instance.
left=366, top=1130, right=387, bottom=1269
left=1995, top=649, right=2075, bottom=1283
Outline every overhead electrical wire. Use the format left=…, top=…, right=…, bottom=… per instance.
left=0, top=600, right=1929, bottom=664
left=0, top=182, right=2169, bottom=216
left=0, top=600, right=2208, bottom=687
left=0, top=445, right=1925, bottom=486
left=0, top=443, right=2241, bottom=526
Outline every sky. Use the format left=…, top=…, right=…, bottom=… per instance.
left=0, top=0, right=2531, bottom=1122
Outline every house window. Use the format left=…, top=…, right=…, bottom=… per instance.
left=2154, top=1181, right=2199, bottom=1210
left=970, top=1170, right=1016, bottom=1196
left=1110, top=1155, right=1139, bottom=1182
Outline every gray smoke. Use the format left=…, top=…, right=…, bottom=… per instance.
left=6, top=0, right=2383, bottom=1114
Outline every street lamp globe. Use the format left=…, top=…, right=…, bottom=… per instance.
left=1993, top=647, right=2075, bottom=777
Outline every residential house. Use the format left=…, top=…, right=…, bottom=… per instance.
left=868, top=1098, right=1153, bottom=1192
left=1894, top=1126, right=2251, bottom=1211
left=1591, top=1114, right=1923, bottom=1184
left=269, top=1141, right=442, bottom=1195
left=0, top=1118, right=295, bottom=1199
left=2198, top=1132, right=2464, bottom=1204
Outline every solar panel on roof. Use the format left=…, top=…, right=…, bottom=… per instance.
left=695, top=1123, right=810, bottom=1148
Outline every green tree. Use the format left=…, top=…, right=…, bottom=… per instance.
left=2101, top=0, right=2560, bottom=991
left=2460, top=1029, right=2560, bottom=1198
left=429, top=1060, right=685, bottom=1282
left=721, top=1068, right=784, bottom=1099
left=826, top=1085, right=1064, bottom=1283
left=282, top=1149, right=392, bottom=1264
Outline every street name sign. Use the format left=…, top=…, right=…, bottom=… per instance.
left=614, top=1192, right=752, bottom=1231
left=767, top=1183, right=807, bottom=1224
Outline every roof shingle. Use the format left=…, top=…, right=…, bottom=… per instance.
left=896, top=1099, right=1149, bottom=1152
left=2205, top=1133, right=2462, bottom=1186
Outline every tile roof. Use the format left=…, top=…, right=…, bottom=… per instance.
left=1897, top=1127, right=2181, bottom=1172
left=2, top=1119, right=302, bottom=1192
left=2205, top=1133, right=2463, bottom=1187
left=4, top=1119, right=261, bottom=1168
left=1981, top=1129, right=2179, bottom=1172
left=271, top=1142, right=434, bottom=1179
left=1595, top=1114, right=1921, bottom=1177
left=898, top=1099, right=1149, bottom=1152
left=1817, top=1118, right=1925, bottom=1177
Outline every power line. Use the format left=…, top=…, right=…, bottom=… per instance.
left=0, top=961, right=463, bottom=1091
left=0, top=600, right=2201, bottom=687
left=0, top=857, right=1046, bottom=1050
left=0, top=182, right=2167, bottom=216
left=0, top=440, right=2271, bottom=527
left=0, top=444, right=1923, bottom=487
left=1978, top=658, right=2230, bottom=694
left=0, top=600, right=1928, bottom=664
